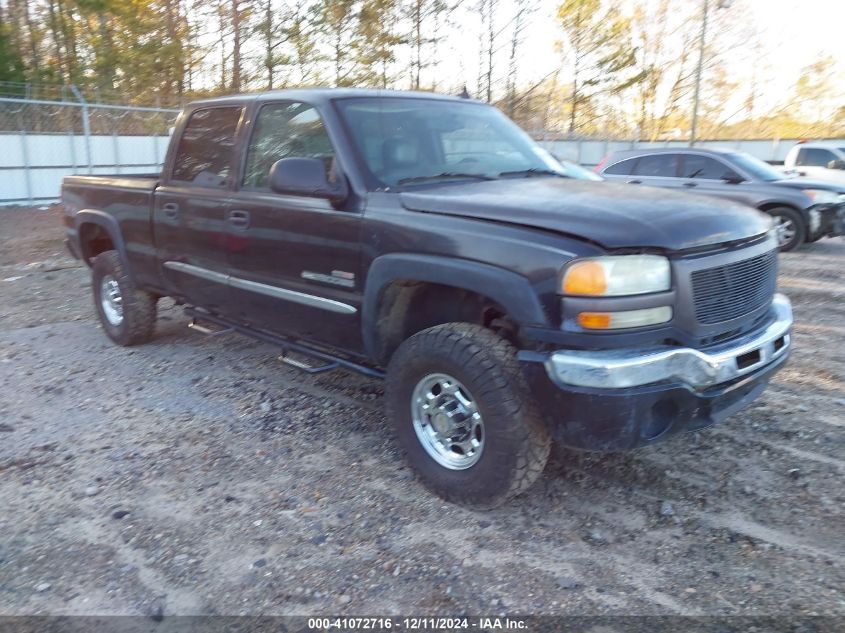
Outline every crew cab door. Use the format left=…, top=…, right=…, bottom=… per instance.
left=153, top=105, right=244, bottom=314
left=226, top=100, right=363, bottom=353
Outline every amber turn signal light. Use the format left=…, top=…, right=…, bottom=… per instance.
left=577, top=312, right=612, bottom=329
left=577, top=307, right=673, bottom=330
left=563, top=260, right=607, bottom=295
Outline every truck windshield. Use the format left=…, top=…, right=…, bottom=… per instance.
left=335, top=97, right=565, bottom=189
left=729, top=152, right=786, bottom=182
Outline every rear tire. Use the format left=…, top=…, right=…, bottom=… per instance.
left=768, top=207, right=805, bottom=252
left=385, top=323, right=550, bottom=508
left=92, top=250, right=157, bottom=346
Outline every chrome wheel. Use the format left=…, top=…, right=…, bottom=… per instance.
left=411, top=373, right=484, bottom=470
left=100, top=275, right=124, bottom=326
left=775, top=215, right=797, bottom=247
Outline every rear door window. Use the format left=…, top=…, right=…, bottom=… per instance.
left=633, top=154, right=678, bottom=177
left=681, top=154, right=738, bottom=180
left=171, top=107, right=243, bottom=187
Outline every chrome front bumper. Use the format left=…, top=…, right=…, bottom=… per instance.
left=545, top=294, right=792, bottom=391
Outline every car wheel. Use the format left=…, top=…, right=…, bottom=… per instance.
left=92, top=250, right=157, bottom=346
left=768, top=207, right=805, bottom=252
left=385, top=323, right=550, bottom=508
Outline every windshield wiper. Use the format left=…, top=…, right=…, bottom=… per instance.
left=498, top=168, right=568, bottom=178
left=397, top=172, right=495, bottom=185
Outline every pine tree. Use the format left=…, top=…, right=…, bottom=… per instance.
left=0, top=10, right=26, bottom=83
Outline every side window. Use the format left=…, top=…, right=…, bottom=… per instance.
left=604, top=158, right=636, bottom=175
left=171, top=107, right=242, bottom=187
left=681, top=154, right=738, bottom=180
left=243, top=102, right=335, bottom=189
left=797, top=148, right=837, bottom=167
left=633, top=154, right=678, bottom=177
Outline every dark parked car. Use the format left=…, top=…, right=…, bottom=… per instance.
left=62, top=89, right=792, bottom=507
left=596, top=147, right=845, bottom=251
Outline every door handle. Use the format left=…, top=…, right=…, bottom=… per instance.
left=627, top=179, right=642, bottom=184
left=683, top=182, right=697, bottom=187
left=162, top=202, right=179, bottom=219
left=228, top=209, right=251, bottom=230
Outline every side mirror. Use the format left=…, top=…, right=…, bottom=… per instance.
left=827, top=159, right=845, bottom=170
left=722, top=172, right=745, bottom=184
left=269, top=157, right=348, bottom=202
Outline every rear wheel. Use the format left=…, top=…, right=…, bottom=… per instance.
left=92, top=250, right=157, bottom=346
left=768, top=207, right=805, bottom=252
left=386, top=323, right=550, bottom=508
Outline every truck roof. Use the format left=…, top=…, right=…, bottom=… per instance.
left=188, top=88, right=480, bottom=108
left=792, top=140, right=845, bottom=149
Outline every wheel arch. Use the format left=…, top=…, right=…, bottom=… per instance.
left=362, top=254, right=549, bottom=365
left=757, top=201, right=808, bottom=223
left=75, top=210, right=132, bottom=274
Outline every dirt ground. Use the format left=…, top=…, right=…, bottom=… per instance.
left=0, top=205, right=843, bottom=618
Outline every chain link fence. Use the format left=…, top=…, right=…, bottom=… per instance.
left=0, top=88, right=179, bottom=206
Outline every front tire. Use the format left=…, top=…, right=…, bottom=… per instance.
left=768, top=207, right=806, bottom=252
left=385, top=323, right=550, bottom=508
left=92, top=250, right=157, bottom=346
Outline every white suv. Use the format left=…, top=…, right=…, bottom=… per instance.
left=784, top=141, right=845, bottom=184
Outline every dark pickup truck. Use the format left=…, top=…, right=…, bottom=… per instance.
left=62, top=89, right=793, bottom=508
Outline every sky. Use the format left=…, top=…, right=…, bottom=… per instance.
left=741, top=0, right=845, bottom=98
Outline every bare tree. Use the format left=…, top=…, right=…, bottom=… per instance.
left=506, top=0, right=537, bottom=115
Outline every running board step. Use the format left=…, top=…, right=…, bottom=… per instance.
left=184, top=307, right=384, bottom=380
left=188, top=318, right=234, bottom=336
left=278, top=352, right=339, bottom=375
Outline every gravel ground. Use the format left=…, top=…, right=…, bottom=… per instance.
left=0, top=205, right=843, bottom=618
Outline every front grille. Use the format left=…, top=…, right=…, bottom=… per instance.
left=691, top=250, right=777, bottom=324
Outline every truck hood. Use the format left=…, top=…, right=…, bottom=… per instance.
left=400, top=178, right=771, bottom=251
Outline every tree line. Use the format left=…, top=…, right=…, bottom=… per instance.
left=1, top=0, right=842, bottom=140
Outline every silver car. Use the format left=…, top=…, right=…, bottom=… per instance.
left=596, top=147, right=845, bottom=251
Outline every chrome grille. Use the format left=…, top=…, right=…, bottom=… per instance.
left=691, top=250, right=778, bottom=324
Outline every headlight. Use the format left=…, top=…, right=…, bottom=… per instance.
left=803, top=189, right=839, bottom=204
left=561, top=255, right=670, bottom=296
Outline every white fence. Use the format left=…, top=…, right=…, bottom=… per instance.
left=0, top=92, right=839, bottom=207
left=0, top=95, right=178, bottom=206
left=5, top=134, right=808, bottom=207
left=0, top=133, right=171, bottom=205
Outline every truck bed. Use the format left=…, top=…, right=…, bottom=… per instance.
left=61, top=173, right=162, bottom=287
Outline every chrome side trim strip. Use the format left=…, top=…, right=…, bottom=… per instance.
left=163, top=261, right=229, bottom=285
left=163, top=261, right=357, bottom=315
left=228, top=276, right=357, bottom=314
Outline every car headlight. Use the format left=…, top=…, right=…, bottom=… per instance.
left=803, top=189, right=839, bottom=204
left=561, top=255, right=671, bottom=296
